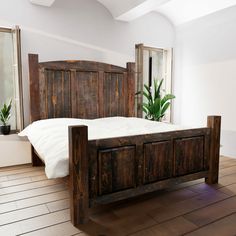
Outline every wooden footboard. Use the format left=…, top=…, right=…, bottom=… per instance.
left=69, top=116, right=221, bottom=226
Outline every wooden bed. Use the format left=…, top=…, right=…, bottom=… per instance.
left=28, top=54, right=221, bottom=227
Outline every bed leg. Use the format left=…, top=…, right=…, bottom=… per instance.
left=205, top=116, right=221, bottom=184
left=69, top=125, right=89, bottom=226
left=31, top=146, right=44, bottom=166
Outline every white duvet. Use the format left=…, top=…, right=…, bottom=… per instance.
left=19, top=117, right=189, bottom=179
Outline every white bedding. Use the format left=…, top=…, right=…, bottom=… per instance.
left=19, top=117, right=189, bottom=179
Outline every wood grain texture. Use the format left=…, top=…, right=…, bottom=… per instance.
left=0, top=153, right=232, bottom=235
left=94, top=171, right=209, bottom=205
left=28, top=54, right=135, bottom=122
left=87, top=126, right=212, bottom=207
left=144, top=141, right=172, bottom=183
left=127, top=62, right=135, bottom=117
left=69, top=126, right=89, bottom=225
left=34, top=120, right=218, bottom=225
left=206, top=116, right=221, bottom=184
left=28, top=54, right=221, bottom=227
left=98, top=146, right=135, bottom=195
left=174, top=136, right=204, bottom=176
left=28, top=54, right=40, bottom=122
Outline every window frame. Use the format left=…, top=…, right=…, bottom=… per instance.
left=135, top=44, right=173, bottom=122
left=0, top=26, right=24, bottom=131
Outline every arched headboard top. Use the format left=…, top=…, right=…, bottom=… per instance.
left=29, top=54, right=135, bottom=122
left=38, top=60, right=129, bottom=73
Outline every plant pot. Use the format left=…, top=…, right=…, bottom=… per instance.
left=0, top=125, right=11, bottom=135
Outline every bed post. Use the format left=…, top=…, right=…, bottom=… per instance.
left=69, top=125, right=89, bottom=226
left=127, top=62, right=135, bottom=117
left=28, top=54, right=40, bottom=122
left=206, top=116, right=221, bottom=184
left=29, top=54, right=44, bottom=167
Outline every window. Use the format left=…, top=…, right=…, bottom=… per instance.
left=0, top=26, right=23, bottom=131
left=135, top=44, right=173, bottom=122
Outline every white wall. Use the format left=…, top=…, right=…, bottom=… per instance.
left=174, top=5, right=236, bottom=158
left=1, top=0, right=234, bottom=159
left=0, top=134, right=31, bottom=167
left=0, top=0, right=175, bottom=126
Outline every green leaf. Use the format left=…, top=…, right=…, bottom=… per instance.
left=144, top=85, right=151, bottom=94
left=144, top=84, right=150, bottom=92
left=153, top=98, right=161, bottom=113
left=140, top=79, right=175, bottom=122
left=143, top=103, right=151, bottom=113
left=143, top=91, right=151, bottom=100
left=153, top=80, right=158, bottom=99
left=161, top=94, right=175, bottom=107
left=0, top=100, right=12, bottom=125
left=142, top=106, right=148, bottom=114
left=161, top=102, right=170, bottom=116
left=156, top=79, right=164, bottom=99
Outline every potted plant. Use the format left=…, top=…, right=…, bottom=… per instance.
left=139, top=79, right=175, bottom=121
left=0, top=100, right=12, bottom=135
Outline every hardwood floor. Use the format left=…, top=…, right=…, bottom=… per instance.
left=1, top=156, right=236, bottom=236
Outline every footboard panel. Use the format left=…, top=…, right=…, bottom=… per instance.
left=174, top=136, right=207, bottom=176
left=144, top=140, right=172, bottom=184
left=88, top=128, right=211, bottom=206
left=98, top=146, right=136, bottom=195
left=69, top=116, right=221, bottom=226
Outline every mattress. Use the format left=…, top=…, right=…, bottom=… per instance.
left=19, top=117, right=190, bottom=179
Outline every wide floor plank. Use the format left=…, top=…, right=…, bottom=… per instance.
left=185, top=213, right=236, bottom=236
left=20, top=222, right=81, bottom=236
left=0, top=156, right=235, bottom=236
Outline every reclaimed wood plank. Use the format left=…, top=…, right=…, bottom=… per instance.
left=21, top=221, right=80, bottom=236
left=69, top=126, right=89, bottom=225
left=206, top=116, right=221, bottom=184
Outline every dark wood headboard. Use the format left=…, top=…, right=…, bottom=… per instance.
left=28, top=54, right=135, bottom=122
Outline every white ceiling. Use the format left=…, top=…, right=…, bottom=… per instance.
left=155, top=0, right=236, bottom=25
left=30, top=0, right=236, bottom=25
left=97, top=0, right=236, bottom=24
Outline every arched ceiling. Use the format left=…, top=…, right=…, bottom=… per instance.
left=97, top=0, right=171, bottom=21
left=97, top=0, right=236, bottom=25
left=30, top=0, right=236, bottom=25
